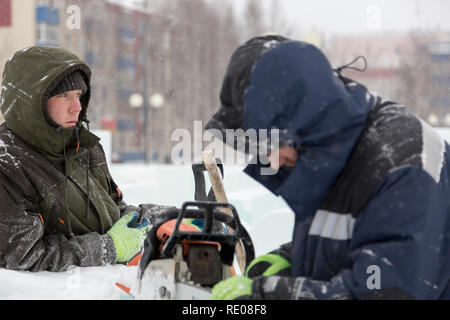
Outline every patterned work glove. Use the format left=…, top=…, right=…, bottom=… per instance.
left=245, top=253, right=291, bottom=278
left=211, top=276, right=253, bottom=300
left=107, top=212, right=151, bottom=263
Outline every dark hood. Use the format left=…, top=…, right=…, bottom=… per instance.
left=206, top=36, right=377, bottom=222
left=0, top=46, right=95, bottom=159
left=205, top=35, right=290, bottom=140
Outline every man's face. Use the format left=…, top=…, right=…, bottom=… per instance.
left=46, top=90, right=83, bottom=128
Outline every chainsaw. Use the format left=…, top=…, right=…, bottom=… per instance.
left=135, top=155, right=255, bottom=300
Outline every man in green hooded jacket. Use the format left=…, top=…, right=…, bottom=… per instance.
left=0, top=46, right=165, bottom=272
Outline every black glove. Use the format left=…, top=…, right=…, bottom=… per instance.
left=246, top=242, right=292, bottom=278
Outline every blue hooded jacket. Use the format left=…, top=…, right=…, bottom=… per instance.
left=207, top=37, right=450, bottom=299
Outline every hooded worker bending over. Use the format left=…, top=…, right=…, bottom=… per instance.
left=208, top=35, right=449, bottom=300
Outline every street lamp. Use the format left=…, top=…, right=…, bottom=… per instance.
left=445, top=114, right=450, bottom=127
left=149, top=92, right=165, bottom=109
left=428, top=114, right=439, bottom=126
left=129, top=92, right=144, bottom=108
left=128, top=92, right=145, bottom=161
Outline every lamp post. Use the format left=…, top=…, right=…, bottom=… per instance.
left=128, top=92, right=145, bottom=161
left=129, top=92, right=144, bottom=109
left=149, top=93, right=165, bottom=109
left=147, top=92, right=165, bottom=162
left=136, top=17, right=149, bottom=162
left=428, top=113, right=439, bottom=126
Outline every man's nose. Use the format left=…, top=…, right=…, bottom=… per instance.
left=69, top=97, right=82, bottom=113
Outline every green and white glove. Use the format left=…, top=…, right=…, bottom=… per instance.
left=245, top=253, right=291, bottom=278
left=107, top=212, right=151, bottom=263
left=211, top=276, right=253, bottom=300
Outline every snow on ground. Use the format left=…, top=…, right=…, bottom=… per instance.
left=0, top=163, right=293, bottom=299
left=0, top=264, right=139, bottom=300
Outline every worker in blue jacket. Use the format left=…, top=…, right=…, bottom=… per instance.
left=207, top=35, right=450, bottom=299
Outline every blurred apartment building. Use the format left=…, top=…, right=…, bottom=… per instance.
left=3, top=0, right=448, bottom=162
left=324, top=32, right=450, bottom=126
left=1, top=0, right=230, bottom=163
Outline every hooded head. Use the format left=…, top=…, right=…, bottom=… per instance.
left=205, top=35, right=375, bottom=225
left=0, top=46, right=92, bottom=159
left=45, top=71, right=87, bottom=129
left=48, top=70, right=87, bottom=99
left=205, top=35, right=289, bottom=137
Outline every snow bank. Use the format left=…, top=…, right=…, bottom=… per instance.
left=0, top=264, right=139, bottom=300
left=0, top=163, right=292, bottom=299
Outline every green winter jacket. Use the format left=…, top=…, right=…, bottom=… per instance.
left=0, top=46, right=134, bottom=271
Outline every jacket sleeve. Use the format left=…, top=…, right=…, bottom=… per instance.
left=0, top=177, right=116, bottom=272
left=269, top=242, right=292, bottom=262
left=251, top=166, right=449, bottom=299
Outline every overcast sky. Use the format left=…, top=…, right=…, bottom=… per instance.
left=234, top=0, right=450, bottom=37
left=120, top=0, right=450, bottom=36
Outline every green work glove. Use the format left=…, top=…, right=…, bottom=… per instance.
left=245, top=253, right=291, bottom=278
left=107, top=212, right=151, bottom=263
left=211, top=276, right=253, bottom=300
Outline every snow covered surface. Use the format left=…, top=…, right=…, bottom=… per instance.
left=0, top=264, right=139, bottom=300
left=0, top=163, right=293, bottom=300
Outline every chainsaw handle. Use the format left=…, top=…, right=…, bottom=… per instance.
left=192, top=160, right=224, bottom=202
left=160, top=202, right=255, bottom=269
left=169, top=202, right=240, bottom=238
